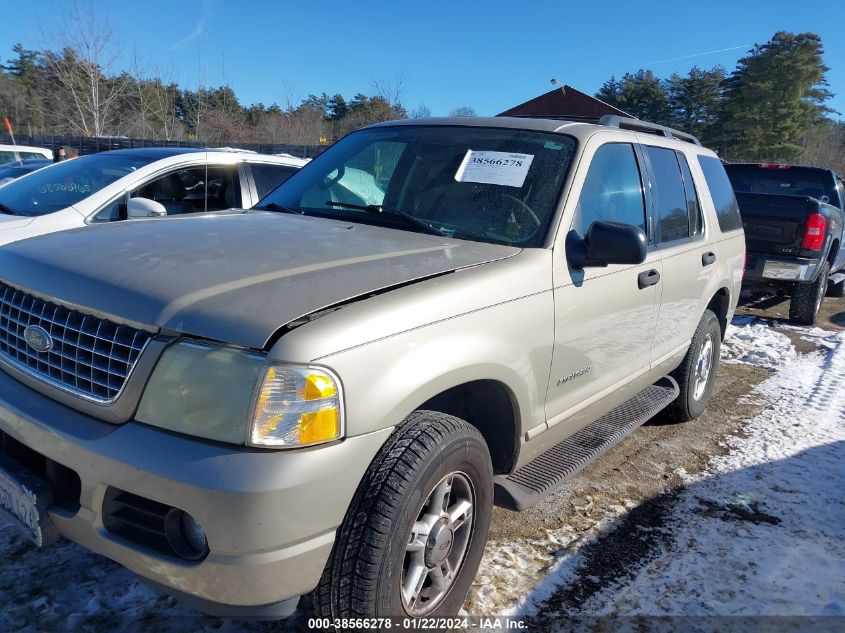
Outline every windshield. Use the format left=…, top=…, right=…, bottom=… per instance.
left=257, top=125, right=576, bottom=247
left=0, top=153, right=155, bottom=216
left=725, top=164, right=839, bottom=206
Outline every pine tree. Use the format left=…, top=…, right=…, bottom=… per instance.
left=667, top=66, right=726, bottom=144
left=720, top=32, right=833, bottom=161
left=594, top=70, right=671, bottom=125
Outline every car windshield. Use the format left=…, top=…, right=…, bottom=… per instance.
left=256, top=125, right=577, bottom=247
left=0, top=153, right=155, bottom=217
left=725, top=164, right=839, bottom=206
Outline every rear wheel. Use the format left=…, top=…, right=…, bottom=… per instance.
left=790, top=261, right=829, bottom=325
left=313, top=411, right=493, bottom=622
left=664, top=309, right=721, bottom=423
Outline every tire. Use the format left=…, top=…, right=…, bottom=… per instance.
left=313, top=411, right=493, bottom=623
left=827, top=276, right=845, bottom=298
left=790, top=261, right=829, bottom=325
left=664, top=309, right=722, bottom=423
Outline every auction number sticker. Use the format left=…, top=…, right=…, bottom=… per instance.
left=454, top=150, right=534, bottom=188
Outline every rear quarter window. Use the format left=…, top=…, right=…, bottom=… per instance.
left=251, top=163, right=299, bottom=199
left=698, top=155, right=742, bottom=233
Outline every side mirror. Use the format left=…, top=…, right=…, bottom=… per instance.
left=127, top=197, right=167, bottom=219
left=566, top=220, right=648, bottom=269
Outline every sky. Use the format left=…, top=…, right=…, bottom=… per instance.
left=2, top=0, right=844, bottom=119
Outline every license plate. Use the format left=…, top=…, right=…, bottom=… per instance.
left=762, top=260, right=803, bottom=280
left=0, top=453, right=59, bottom=547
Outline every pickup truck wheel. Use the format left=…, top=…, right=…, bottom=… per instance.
left=664, top=309, right=721, bottom=423
left=790, top=261, right=829, bottom=325
left=313, top=411, right=493, bottom=621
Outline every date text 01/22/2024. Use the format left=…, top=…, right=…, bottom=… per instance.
left=307, top=617, right=527, bottom=630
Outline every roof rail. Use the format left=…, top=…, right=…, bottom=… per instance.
left=598, top=115, right=701, bottom=146
left=501, top=114, right=603, bottom=123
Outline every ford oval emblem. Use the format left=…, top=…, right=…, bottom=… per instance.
left=23, top=325, right=53, bottom=354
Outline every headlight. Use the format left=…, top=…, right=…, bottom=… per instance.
left=136, top=340, right=344, bottom=448
left=249, top=365, right=343, bottom=447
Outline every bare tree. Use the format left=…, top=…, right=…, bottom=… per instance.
left=449, top=105, right=476, bottom=117
left=42, top=2, right=130, bottom=136
left=409, top=104, right=432, bottom=118
left=373, top=73, right=406, bottom=114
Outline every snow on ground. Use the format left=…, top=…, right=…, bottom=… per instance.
left=514, top=319, right=845, bottom=621
left=721, top=315, right=798, bottom=368
left=572, top=323, right=845, bottom=617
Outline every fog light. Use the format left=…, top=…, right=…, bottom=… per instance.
left=164, top=509, right=209, bottom=561
left=181, top=512, right=208, bottom=553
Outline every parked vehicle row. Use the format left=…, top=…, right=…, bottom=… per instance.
left=0, top=144, right=53, bottom=164
left=0, top=114, right=744, bottom=623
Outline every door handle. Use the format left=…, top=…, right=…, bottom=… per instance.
left=702, top=252, right=716, bottom=266
left=638, top=269, right=661, bottom=289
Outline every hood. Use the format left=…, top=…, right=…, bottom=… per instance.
left=0, top=215, right=35, bottom=231
left=0, top=211, right=518, bottom=348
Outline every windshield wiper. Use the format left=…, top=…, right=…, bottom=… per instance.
left=324, top=201, right=448, bottom=237
left=0, top=203, right=18, bottom=216
left=255, top=201, right=305, bottom=215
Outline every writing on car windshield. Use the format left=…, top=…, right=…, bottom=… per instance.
left=0, top=153, right=154, bottom=217
left=258, top=126, right=576, bottom=247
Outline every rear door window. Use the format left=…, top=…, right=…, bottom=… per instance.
left=643, top=145, right=689, bottom=243
left=699, top=156, right=742, bottom=232
left=250, top=163, right=299, bottom=199
left=572, top=143, right=646, bottom=235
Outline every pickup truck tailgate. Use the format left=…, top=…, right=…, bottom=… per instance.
left=735, top=192, right=810, bottom=256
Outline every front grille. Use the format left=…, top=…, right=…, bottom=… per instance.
left=0, top=282, right=151, bottom=402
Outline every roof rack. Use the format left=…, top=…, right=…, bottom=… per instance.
left=503, top=114, right=603, bottom=123
left=598, top=115, right=702, bottom=146
left=499, top=113, right=703, bottom=146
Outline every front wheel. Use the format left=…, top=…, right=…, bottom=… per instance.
left=664, top=309, right=722, bottom=423
left=313, top=411, right=493, bottom=621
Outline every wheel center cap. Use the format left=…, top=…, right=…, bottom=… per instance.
left=425, top=519, right=454, bottom=566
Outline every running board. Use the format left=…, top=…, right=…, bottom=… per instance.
left=494, top=377, right=679, bottom=511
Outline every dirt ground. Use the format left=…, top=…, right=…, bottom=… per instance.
left=739, top=290, right=845, bottom=332
left=481, top=293, right=845, bottom=621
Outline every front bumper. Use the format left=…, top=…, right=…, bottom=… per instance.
left=0, top=368, right=392, bottom=614
left=744, top=253, right=823, bottom=284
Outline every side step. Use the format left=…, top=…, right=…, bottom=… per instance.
left=494, top=377, right=679, bottom=511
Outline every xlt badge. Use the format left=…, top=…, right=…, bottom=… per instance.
left=558, top=365, right=591, bottom=386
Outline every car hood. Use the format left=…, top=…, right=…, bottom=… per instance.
left=0, top=211, right=518, bottom=349
left=0, top=214, right=35, bottom=230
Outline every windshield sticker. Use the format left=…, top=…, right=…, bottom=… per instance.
left=454, top=150, right=534, bottom=188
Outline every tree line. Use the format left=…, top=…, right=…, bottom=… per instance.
left=0, top=7, right=841, bottom=171
left=0, top=6, right=481, bottom=148
left=596, top=31, right=844, bottom=169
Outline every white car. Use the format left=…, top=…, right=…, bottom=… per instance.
left=0, top=144, right=53, bottom=164
left=0, top=148, right=307, bottom=246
